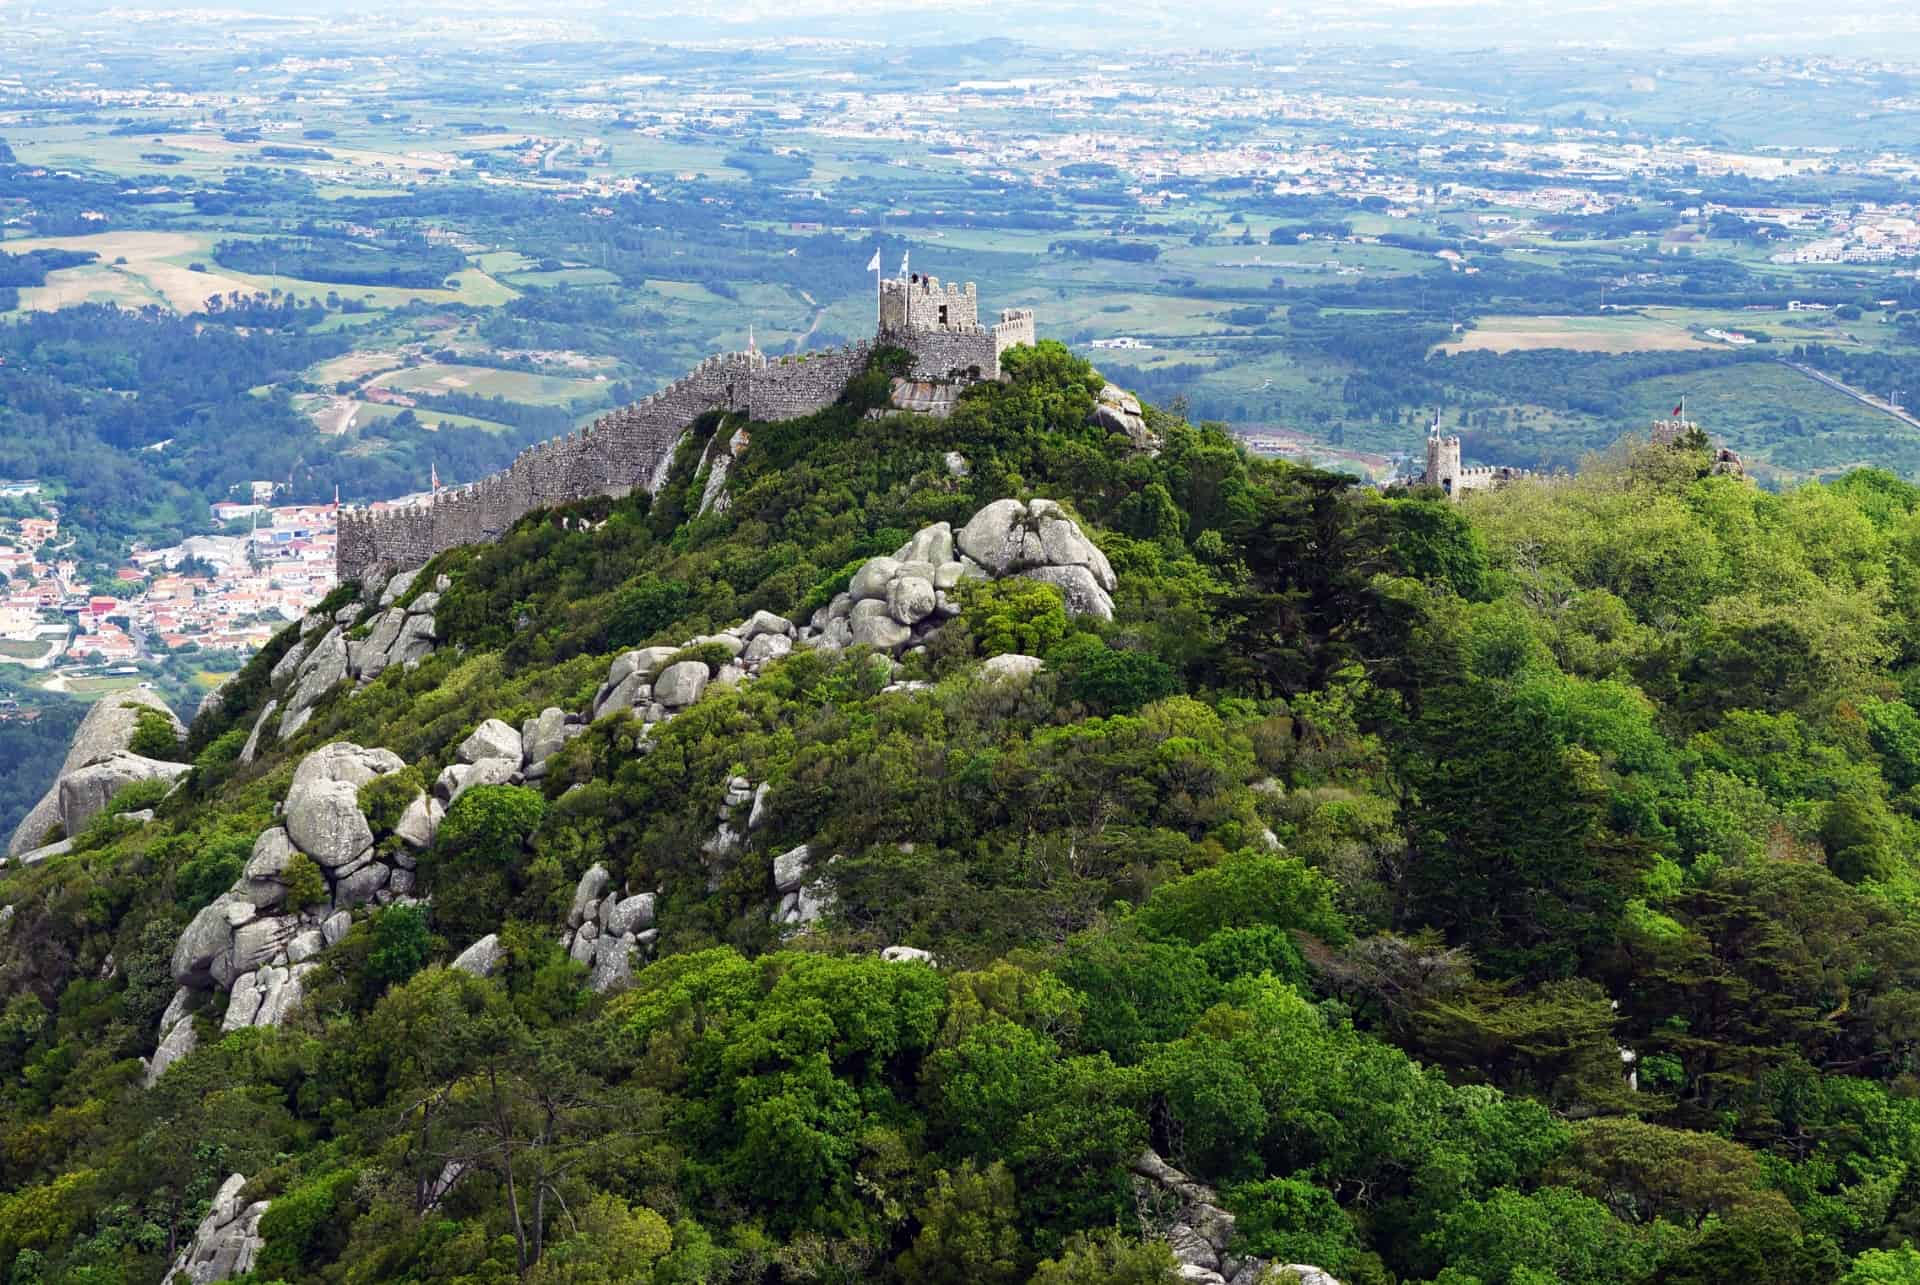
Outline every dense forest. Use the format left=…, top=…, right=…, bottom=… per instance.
left=210, top=237, right=467, bottom=291
left=10, top=344, right=1920, bottom=1283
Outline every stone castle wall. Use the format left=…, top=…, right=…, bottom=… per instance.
left=338, top=343, right=880, bottom=581
left=338, top=278, right=1033, bottom=582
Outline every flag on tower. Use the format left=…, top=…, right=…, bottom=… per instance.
left=866, top=249, right=880, bottom=273
left=431, top=462, right=440, bottom=495
left=1672, top=402, right=1683, bottom=417
left=899, top=251, right=910, bottom=278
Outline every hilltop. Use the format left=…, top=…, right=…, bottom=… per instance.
left=7, top=341, right=1920, bottom=1284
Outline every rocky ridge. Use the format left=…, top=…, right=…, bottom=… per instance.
left=6, top=685, right=187, bottom=859
left=143, top=496, right=1103, bottom=1081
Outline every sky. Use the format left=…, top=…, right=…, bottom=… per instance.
left=9, top=0, right=1920, bottom=58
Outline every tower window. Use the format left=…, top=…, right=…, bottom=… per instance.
left=938, top=305, right=949, bottom=326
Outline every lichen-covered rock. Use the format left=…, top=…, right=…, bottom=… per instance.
left=57, top=752, right=190, bottom=836
left=170, top=1172, right=268, bottom=1284
left=520, top=706, right=573, bottom=764
left=1018, top=563, right=1114, bottom=620
left=1091, top=382, right=1159, bottom=454
left=569, top=865, right=611, bottom=927
left=394, top=793, right=442, bottom=849
left=451, top=933, right=503, bottom=977
left=849, top=556, right=901, bottom=602
left=773, top=843, right=812, bottom=893
left=7, top=686, right=184, bottom=857
left=850, top=599, right=912, bottom=649
left=654, top=660, right=709, bottom=709
left=458, top=718, right=523, bottom=766
left=145, top=988, right=201, bottom=1087
left=881, top=946, right=935, bottom=965
left=172, top=893, right=245, bottom=987
left=741, top=609, right=793, bottom=639
left=269, top=637, right=311, bottom=690
left=895, top=521, right=955, bottom=566
left=743, top=631, right=794, bottom=665
left=981, top=653, right=1045, bottom=682
left=238, top=699, right=278, bottom=766
left=284, top=779, right=373, bottom=869
left=380, top=567, right=421, bottom=607
left=280, top=626, right=347, bottom=731
left=886, top=574, right=936, bottom=625
left=589, top=936, right=635, bottom=992
left=604, top=893, right=656, bottom=937
left=290, top=742, right=406, bottom=797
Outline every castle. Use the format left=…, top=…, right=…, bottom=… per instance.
left=1418, top=417, right=1535, bottom=499
left=1415, top=414, right=1743, bottom=499
left=337, top=271, right=1036, bottom=581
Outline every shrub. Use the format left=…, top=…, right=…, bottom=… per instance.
left=282, top=853, right=328, bottom=910
left=963, top=578, right=1069, bottom=658
left=606, top=575, right=691, bottom=649
left=365, top=903, right=432, bottom=990
left=126, top=706, right=185, bottom=761
left=257, top=1166, right=360, bottom=1271
left=103, top=777, right=171, bottom=816
left=1049, top=635, right=1180, bottom=713
left=174, top=831, right=254, bottom=912
left=668, top=641, right=738, bottom=673
left=438, top=784, right=547, bottom=863
left=1224, top=1175, right=1358, bottom=1270
left=357, top=771, right=423, bottom=836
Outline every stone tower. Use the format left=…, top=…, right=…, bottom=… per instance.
left=1424, top=419, right=1462, bottom=496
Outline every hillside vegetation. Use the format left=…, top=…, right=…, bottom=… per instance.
left=10, top=342, right=1920, bottom=1283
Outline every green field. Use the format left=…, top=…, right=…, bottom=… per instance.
left=366, top=363, right=610, bottom=407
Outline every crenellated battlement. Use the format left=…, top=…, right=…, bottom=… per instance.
left=336, top=272, right=1034, bottom=581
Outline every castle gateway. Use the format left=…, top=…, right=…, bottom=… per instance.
left=336, top=272, right=1035, bottom=582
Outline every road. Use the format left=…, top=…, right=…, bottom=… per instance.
left=1777, top=360, right=1920, bottom=433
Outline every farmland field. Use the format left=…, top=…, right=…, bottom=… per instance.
left=1438, top=314, right=1715, bottom=354
left=364, top=363, right=611, bottom=407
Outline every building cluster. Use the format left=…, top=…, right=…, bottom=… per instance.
left=0, top=496, right=340, bottom=677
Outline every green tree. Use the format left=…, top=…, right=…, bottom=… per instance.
left=1028, top=1229, right=1179, bottom=1284
left=894, top=1161, right=1026, bottom=1285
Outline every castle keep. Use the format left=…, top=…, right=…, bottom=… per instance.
left=337, top=272, right=1036, bottom=581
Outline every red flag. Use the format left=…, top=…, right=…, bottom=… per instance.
left=1672, top=403, right=1683, bottom=416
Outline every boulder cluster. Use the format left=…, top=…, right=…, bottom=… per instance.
left=169, top=1172, right=267, bottom=1285
left=5, top=686, right=188, bottom=861
left=559, top=863, right=659, bottom=992
left=807, top=499, right=1116, bottom=657
left=150, top=741, right=422, bottom=1084
left=134, top=496, right=1099, bottom=1089
left=249, top=569, right=444, bottom=756
left=1092, top=382, right=1160, bottom=456
left=1131, top=1148, right=1342, bottom=1285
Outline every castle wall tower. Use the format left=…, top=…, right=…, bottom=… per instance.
left=1425, top=429, right=1462, bottom=496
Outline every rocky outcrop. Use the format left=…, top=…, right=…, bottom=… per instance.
left=169, top=1172, right=268, bottom=1284
left=451, top=932, right=504, bottom=977
left=1130, top=1148, right=1343, bottom=1285
left=561, top=864, right=657, bottom=993
left=956, top=498, right=1116, bottom=618
left=806, top=499, right=1115, bottom=659
left=7, top=686, right=185, bottom=857
left=1091, top=382, right=1159, bottom=455
left=159, top=741, right=419, bottom=1067
left=262, top=572, right=443, bottom=749
left=768, top=842, right=834, bottom=928
left=144, top=987, right=204, bottom=1088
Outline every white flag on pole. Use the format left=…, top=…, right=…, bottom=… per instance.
left=899, top=251, right=910, bottom=277
left=866, top=249, right=881, bottom=272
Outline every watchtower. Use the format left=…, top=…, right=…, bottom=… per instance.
left=880, top=274, right=979, bottom=332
